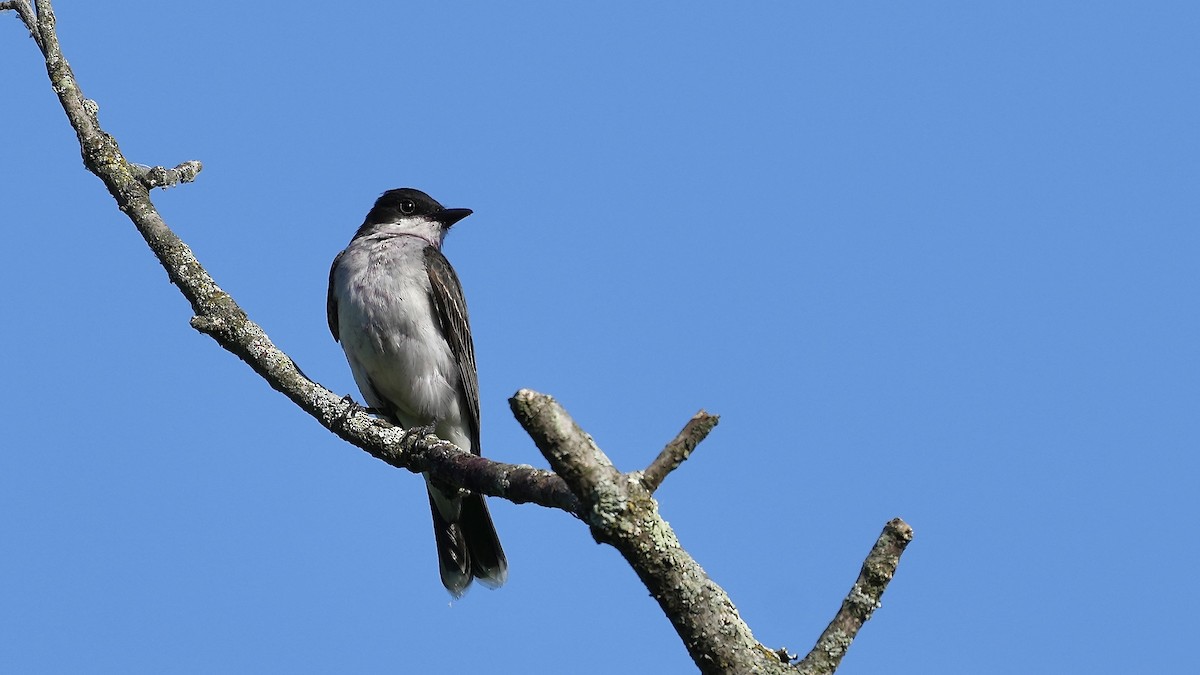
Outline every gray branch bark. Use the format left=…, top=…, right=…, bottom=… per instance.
left=642, top=410, right=720, bottom=493
left=511, top=391, right=786, bottom=674
left=3, top=3, right=914, bottom=672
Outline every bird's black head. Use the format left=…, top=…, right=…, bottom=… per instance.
left=361, top=188, right=472, bottom=231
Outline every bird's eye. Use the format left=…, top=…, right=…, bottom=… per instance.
left=398, top=199, right=416, bottom=215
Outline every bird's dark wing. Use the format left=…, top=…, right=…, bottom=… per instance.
left=327, top=250, right=344, bottom=342
left=424, top=246, right=481, bottom=454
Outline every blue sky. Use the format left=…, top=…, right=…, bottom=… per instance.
left=2, top=2, right=1197, bottom=673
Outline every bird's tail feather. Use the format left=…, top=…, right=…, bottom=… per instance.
left=427, top=487, right=507, bottom=597
left=459, top=491, right=507, bottom=589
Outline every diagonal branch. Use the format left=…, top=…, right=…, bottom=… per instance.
left=795, top=518, right=914, bottom=674
left=1, top=1, right=41, bottom=50
left=641, top=409, right=719, bottom=493
left=511, top=391, right=916, bottom=674
left=3, top=0, right=578, bottom=517
left=510, top=390, right=793, bottom=675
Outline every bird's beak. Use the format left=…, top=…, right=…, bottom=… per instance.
left=437, top=208, right=473, bottom=228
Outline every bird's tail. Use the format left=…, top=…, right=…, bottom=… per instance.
left=427, top=484, right=507, bottom=597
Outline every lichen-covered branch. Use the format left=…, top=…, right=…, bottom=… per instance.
left=2, top=0, right=578, bottom=516
left=510, top=390, right=794, bottom=675
left=795, top=518, right=914, bottom=675
left=132, top=160, right=204, bottom=190
left=510, top=392, right=915, bottom=673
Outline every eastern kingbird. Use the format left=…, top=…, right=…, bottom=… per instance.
left=327, top=188, right=507, bottom=596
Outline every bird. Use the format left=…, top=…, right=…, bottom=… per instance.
left=327, top=187, right=506, bottom=596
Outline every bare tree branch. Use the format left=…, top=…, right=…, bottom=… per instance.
left=796, top=518, right=914, bottom=674
left=4, top=4, right=914, bottom=672
left=3, top=0, right=576, bottom=516
left=132, top=160, right=204, bottom=190
left=1, top=1, right=41, bottom=50
left=510, top=390, right=793, bottom=675
left=641, top=409, right=720, bottom=493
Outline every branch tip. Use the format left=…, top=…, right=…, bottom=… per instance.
left=642, top=409, right=719, bottom=492
left=132, top=160, right=203, bottom=190
left=2, top=0, right=42, bottom=50
left=508, top=388, right=620, bottom=510
left=796, top=517, right=914, bottom=675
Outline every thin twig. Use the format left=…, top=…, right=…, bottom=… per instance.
left=795, top=518, right=915, bottom=675
left=0, top=1, right=42, bottom=51
left=132, top=160, right=204, bottom=190
left=641, top=410, right=719, bottom=493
